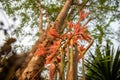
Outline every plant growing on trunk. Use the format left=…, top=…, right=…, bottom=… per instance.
left=35, top=9, right=93, bottom=80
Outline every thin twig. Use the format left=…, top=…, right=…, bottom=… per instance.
left=45, top=9, right=51, bottom=30
left=83, top=18, right=92, bottom=27
left=35, top=0, right=44, bottom=33
left=60, top=47, right=65, bottom=80
left=83, top=40, right=94, bottom=55
left=66, top=46, right=70, bottom=80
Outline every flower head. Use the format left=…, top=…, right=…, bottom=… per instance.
left=47, top=28, right=60, bottom=38
left=79, top=9, right=90, bottom=21
left=35, top=44, right=46, bottom=56
left=68, top=21, right=73, bottom=29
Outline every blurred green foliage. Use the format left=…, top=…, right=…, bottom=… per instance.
left=0, top=0, right=119, bottom=51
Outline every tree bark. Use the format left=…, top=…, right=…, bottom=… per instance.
left=17, top=0, right=72, bottom=80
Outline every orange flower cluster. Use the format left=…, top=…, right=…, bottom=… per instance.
left=35, top=9, right=92, bottom=80
left=46, top=40, right=61, bottom=64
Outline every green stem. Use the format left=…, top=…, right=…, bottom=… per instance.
left=82, top=57, right=85, bottom=80
left=73, top=44, right=78, bottom=80
left=60, top=47, right=65, bottom=80
left=70, top=39, right=73, bottom=80
left=66, top=46, right=70, bottom=80
left=81, top=40, right=93, bottom=80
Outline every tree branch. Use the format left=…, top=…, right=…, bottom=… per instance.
left=53, top=0, right=72, bottom=31
left=35, top=0, right=44, bottom=34
left=18, top=0, right=73, bottom=80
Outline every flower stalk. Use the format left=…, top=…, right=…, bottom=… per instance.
left=60, top=47, right=65, bottom=80
left=68, top=39, right=74, bottom=80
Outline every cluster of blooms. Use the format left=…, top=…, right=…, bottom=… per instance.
left=35, top=9, right=92, bottom=80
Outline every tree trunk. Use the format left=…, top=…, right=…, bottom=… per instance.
left=17, top=0, right=72, bottom=80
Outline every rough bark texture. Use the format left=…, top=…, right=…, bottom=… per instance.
left=16, top=35, right=45, bottom=78
left=53, top=0, right=72, bottom=30
left=17, top=0, right=72, bottom=80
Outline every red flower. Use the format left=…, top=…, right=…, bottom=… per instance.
left=35, top=44, right=46, bottom=56
left=46, top=40, right=61, bottom=64
left=79, top=9, right=90, bottom=21
left=46, top=52, right=56, bottom=64
left=74, top=23, right=87, bottom=35
left=49, top=40, right=61, bottom=53
left=66, top=32, right=73, bottom=39
left=74, top=22, right=81, bottom=35
left=47, top=28, right=60, bottom=38
left=73, top=23, right=92, bottom=41
left=67, top=21, right=73, bottom=29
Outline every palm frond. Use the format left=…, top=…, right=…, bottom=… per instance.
left=85, top=43, right=120, bottom=80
